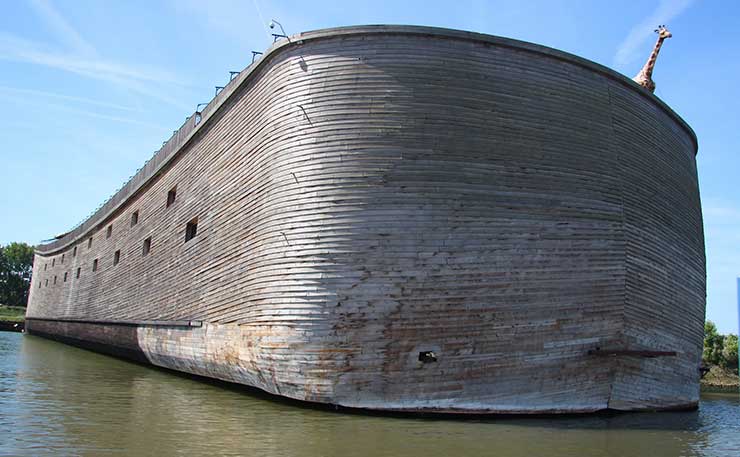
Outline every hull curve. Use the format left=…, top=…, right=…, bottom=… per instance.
left=26, top=25, right=704, bottom=414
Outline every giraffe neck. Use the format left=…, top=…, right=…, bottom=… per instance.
left=639, top=36, right=666, bottom=79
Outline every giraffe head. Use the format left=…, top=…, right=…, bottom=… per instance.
left=654, top=25, right=672, bottom=39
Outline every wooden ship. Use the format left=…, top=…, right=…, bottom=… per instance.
left=25, top=25, right=705, bottom=414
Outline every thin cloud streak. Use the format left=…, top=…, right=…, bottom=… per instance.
left=0, top=1, right=194, bottom=111
left=0, top=32, right=192, bottom=111
left=0, top=32, right=184, bottom=85
left=613, top=0, right=694, bottom=69
left=28, top=0, right=96, bottom=56
left=54, top=104, right=169, bottom=130
left=252, top=0, right=273, bottom=39
left=1, top=92, right=168, bottom=131
left=0, top=85, right=139, bottom=112
left=173, top=0, right=272, bottom=42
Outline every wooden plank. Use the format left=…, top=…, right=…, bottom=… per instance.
left=25, top=25, right=704, bottom=414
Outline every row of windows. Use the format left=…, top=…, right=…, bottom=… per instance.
left=39, top=185, right=197, bottom=289
left=42, top=185, right=180, bottom=272
left=39, top=217, right=197, bottom=290
left=44, top=269, right=76, bottom=287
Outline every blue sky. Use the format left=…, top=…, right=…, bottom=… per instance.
left=0, top=0, right=737, bottom=333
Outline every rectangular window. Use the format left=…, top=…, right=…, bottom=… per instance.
left=167, top=186, right=177, bottom=207
left=45, top=279, right=48, bottom=287
left=61, top=253, right=65, bottom=264
left=88, top=237, right=93, bottom=248
left=53, top=275, right=57, bottom=285
left=63, top=272, right=68, bottom=282
left=73, top=246, right=77, bottom=257
left=131, top=211, right=139, bottom=226
left=185, top=217, right=198, bottom=242
left=52, top=258, right=55, bottom=267
left=106, top=225, right=113, bottom=238
left=44, top=263, right=47, bottom=271
left=114, top=250, right=121, bottom=266
left=76, top=267, right=81, bottom=279
left=143, top=237, right=151, bottom=256
left=93, top=259, right=98, bottom=272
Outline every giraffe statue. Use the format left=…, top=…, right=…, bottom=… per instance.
left=633, top=25, right=672, bottom=93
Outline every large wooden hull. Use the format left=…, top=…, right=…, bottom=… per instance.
left=26, top=26, right=704, bottom=413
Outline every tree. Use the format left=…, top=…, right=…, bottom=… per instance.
left=722, top=334, right=738, bottom=370
left=703, top=321, right=724, bottom=366
left=0, top=242, right=35, bottom=307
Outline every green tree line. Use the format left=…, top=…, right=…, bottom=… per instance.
left=704, top=321, right=739, bottom=370
left=0, top=242, right=34, bottom=307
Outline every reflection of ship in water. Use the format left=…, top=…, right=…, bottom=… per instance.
left=25, top=25, right=704, bottom=414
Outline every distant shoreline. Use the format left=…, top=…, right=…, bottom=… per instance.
left=700, top=365, right=739, bottom=393
left=0, top=320, right=24, bottom=332
left=0, top=305, right=26, bottom=332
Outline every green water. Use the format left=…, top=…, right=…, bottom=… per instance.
left=1, top=331, right=738, bottom=457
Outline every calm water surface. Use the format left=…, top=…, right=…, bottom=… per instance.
left=1, top=332, right=739, bottom=457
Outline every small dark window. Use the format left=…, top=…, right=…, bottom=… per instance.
left=167, top=186, right=177, bottom=207
left=92, top=259, right=98, bottom=272
left=418, top=351, right=438, bottom=363
left=76, top=267, right=81, bottom=279
left=45, top=279, right=48, bottom=287
left=114, top=250, right=121, bottom=266
left=52, top=258, right=55, bottom=267
left=88, top=237, right=93, bottom=248
left=143, top=237, right=152, bottom=256
left=73, top=246, right=77, bottom=257
left=185, top=217, right=198, bottom=242
left=63, top=272, right=68, bottom=282
left=44, top=263, right=47, bottom=271
left=106, top=225, right=113, bottom=238
left=61, top=254, right=65, bottom=264
left=38, top=281, right=41, bottom=289
left=53, top=275, right=57, bottom=285
left=131, top=211, right=139, bottom=226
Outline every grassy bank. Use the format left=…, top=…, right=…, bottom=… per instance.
left=701, top=365, right=739, bottom=393
left=0, top=305, right=26, bottom=323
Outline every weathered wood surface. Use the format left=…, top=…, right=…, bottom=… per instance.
left=26, top=25, right=704, bottom=413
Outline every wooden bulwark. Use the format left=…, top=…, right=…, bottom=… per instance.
left=26, top=25, right=704, bottom=414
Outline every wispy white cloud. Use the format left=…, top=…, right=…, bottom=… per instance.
left=0, top=32, right=185, bottom=86
left=0, top=2, right=192, bottom=110
left=28, top=0, right=96, bottom=56
left=613, top=0, right=694, bottom=69
left=1, top=90, right=167, bottom=130
left=0, top=85, right=139, bottom=112
left=172, top=0, right=273, bottom=42
left=49, top=103, right=169, bottom=130
left=252, top=0, right=274, bottom=39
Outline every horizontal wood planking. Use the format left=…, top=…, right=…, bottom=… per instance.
left=608, top=83, right=704, bottom=409
left=26, top=26, right=703, bottom=412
